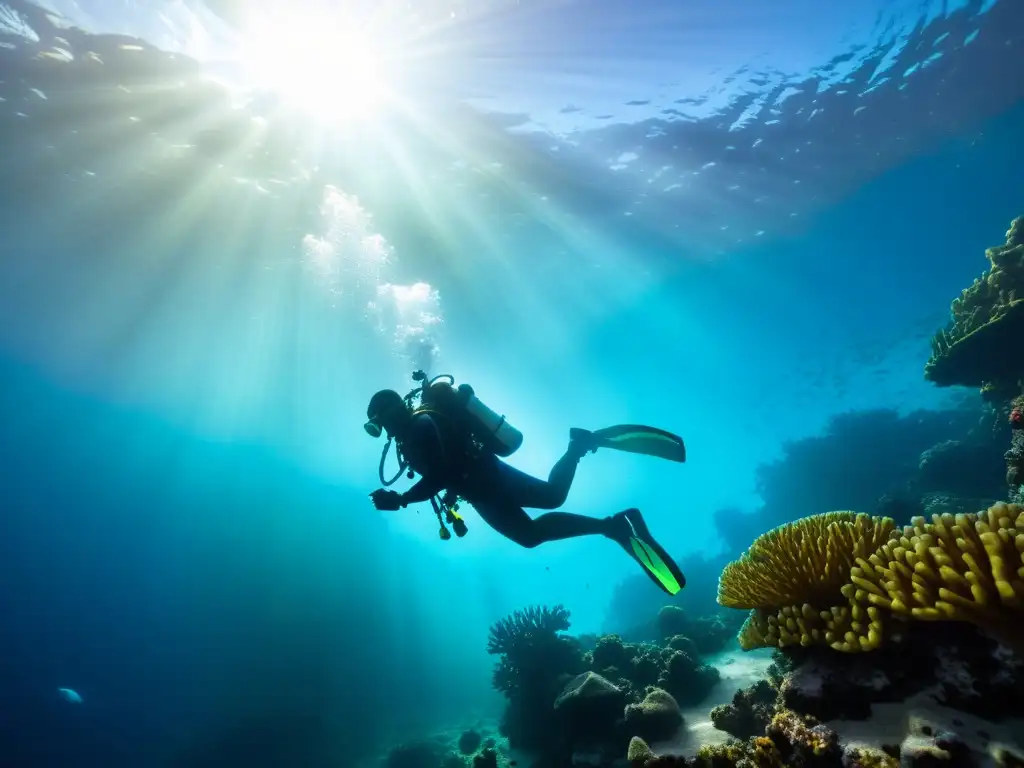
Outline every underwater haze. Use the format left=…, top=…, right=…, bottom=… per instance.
left=1, top=0, right=1022, bottom=766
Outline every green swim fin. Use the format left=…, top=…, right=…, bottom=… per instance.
left=573, top=424, right=686, bottom=463
left=609, top=508, right=686, bottom=596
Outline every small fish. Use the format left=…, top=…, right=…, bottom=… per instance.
left=57, top=687, right=82, bottom=704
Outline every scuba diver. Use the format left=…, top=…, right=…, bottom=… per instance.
left=365, top=371, right=688, bottom=595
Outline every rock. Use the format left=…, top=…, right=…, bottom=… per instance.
left=657, top=650, right=720, bottom=707
left=775, top=622, right=1024, bottom=722
left=779, top=653, right=901, bottom=720
left=554, top=671, right=628, bottom=750
left=688, top=615, right=734, bottom=655
left=842, top=745, right=899, bottom=767
left=767, top=709, right=840, bottom=765
left=710, top=678, right=777, bottom=740
left=656, top=606, right=690, bottom=640
left=626, top=736, right=654, bottom=767
left=593, top=635, right=638, bottom=673
left=624, top=688, right=684, bottom=743
left=471, top=748, right=499, bottom=768
left=899, top=733, right=964, bottom=767
left=458, top=729, right=482, bottom=755
left=665, top=634, right=699, bottom=658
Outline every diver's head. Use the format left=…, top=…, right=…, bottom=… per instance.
left=365, top=389, right=410, bottom=439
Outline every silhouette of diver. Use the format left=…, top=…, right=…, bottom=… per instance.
left=365, top=374, right=687, bottom=595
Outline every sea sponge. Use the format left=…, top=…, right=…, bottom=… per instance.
left=844, top=503, right=1024, bottom=647
left=717, top=512, right=896, bottom=610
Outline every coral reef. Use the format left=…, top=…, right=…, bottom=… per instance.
left=649, top=499, right=1023, bottom=768
left=718, top=505, right=1024, bottom=654
left=719, top=512, right=896, bottom=653
left=485, top=604, right=726, bottom=765
left=624, top=689, right=685, bottom=743
left=845, top=504, right=1023, bottom=650
left=710, top=679, right=778, bottom=740
left=1008, top=396, right=1024, bottom=505
left=926, top=215, right=1024, bottom=396
left=585, top=632, right=721, bottom=709
left=485, top=605, right=585, bottom=753
left=718, top=512, right=896, bottom=613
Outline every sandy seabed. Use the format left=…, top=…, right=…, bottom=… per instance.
left=653, top=647, right=775, bottom=758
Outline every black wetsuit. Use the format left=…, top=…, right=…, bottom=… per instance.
left=397, top=412, right=611, bottom=547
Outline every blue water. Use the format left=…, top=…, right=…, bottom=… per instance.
left=0, top=0, right=1021, bottom=765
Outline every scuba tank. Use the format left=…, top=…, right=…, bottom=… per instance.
left=456, top=383, right=523, bottom=457
left=419, top=377, right=523, bottom=458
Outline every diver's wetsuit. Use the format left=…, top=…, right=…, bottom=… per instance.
left=397, top=412, right=610, bottom=547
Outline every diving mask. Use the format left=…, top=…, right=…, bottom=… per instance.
left=364, top=419, right=383, bottom=438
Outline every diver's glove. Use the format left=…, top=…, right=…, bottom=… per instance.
left=370, top=489, right=405, bottom=511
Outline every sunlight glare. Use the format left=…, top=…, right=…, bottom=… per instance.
left=237, top=11, right=393, bottom=124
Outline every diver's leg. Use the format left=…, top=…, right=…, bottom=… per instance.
left=496, top=432, right=595, bottom=510
left=471, top=497, right=613, bottom=549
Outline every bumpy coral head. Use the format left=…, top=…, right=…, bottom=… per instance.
left=1011, top=406, right=1023, bottom=429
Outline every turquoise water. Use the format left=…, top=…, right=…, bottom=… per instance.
left=0, top=0, right=1021, bottom=765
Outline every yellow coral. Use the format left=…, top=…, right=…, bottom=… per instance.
left=718, top=512, right=896, bottom=610
left=694, top=741, right=744, bottom=766
left=749, top=736, right=782, bottom=767
left=843, top=747, right=899, bottom=768
left=738, top=598, right=886, bottom=652
left=844, top=503, right=1024, bottom=646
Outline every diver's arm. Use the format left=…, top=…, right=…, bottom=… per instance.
left=401, top=475, right=446, bottom=505
left=397, top=415, right=449, bottom=506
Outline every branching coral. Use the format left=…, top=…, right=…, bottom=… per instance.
left=487, top=605, right=585, bottom=753
left=926, top=215, right=1024, bottom=393
left=486, top=605, right=570, bottom=655
left=486, top=605, right=581, bottom=700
